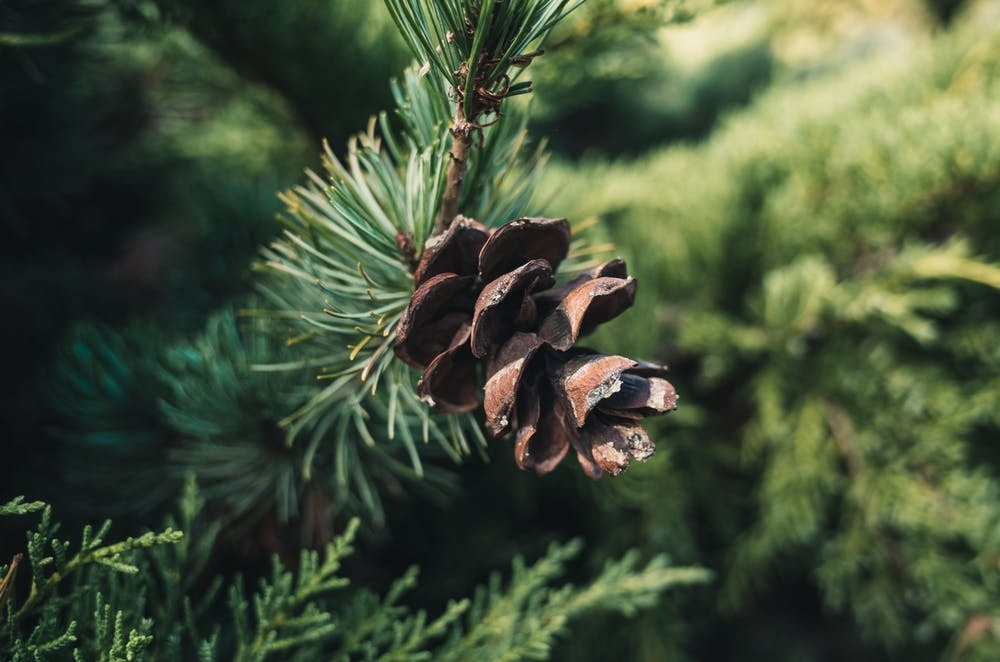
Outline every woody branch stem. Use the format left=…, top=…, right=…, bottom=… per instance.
left=435, top=102, right=473, bottom=235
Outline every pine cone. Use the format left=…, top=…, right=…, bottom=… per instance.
left=395, top=216, right=569, bottom=411
left=394, top=216, right=678, bottom=477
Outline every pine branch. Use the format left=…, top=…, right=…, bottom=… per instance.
left=386, top=0, right=581, bottom=233
left=248, top=0, right=590, bottom=481
left=250, top=55, right=539, bottom=477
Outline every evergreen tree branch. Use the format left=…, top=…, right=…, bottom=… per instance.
left=2, top=486, right=703, bottom=660
left=387, top=0, right=582, bottom=235
left=12, top=520, right=183, bottom=626
left=233, top=520, right=358, bottom=661
left=437, top=541, right=709, bottom=661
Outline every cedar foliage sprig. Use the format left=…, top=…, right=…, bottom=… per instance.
left=220, top=521, right=710, bottom=661
left=0, top=486, right=708, bottom=661
left=0, top=498, right=46, bottom=518
left=0, top=496, right=182, bottom=660
left=436, top=542, right=711, bottom=661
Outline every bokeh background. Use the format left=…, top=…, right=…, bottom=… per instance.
left=3, top=0, right=1000, bottom=659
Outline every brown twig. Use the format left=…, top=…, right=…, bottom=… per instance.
left=0, top=554, right=23, bottom=614
left=435, top=103, right=474, bottom=235
left=433, top=41, right=544, bottom=238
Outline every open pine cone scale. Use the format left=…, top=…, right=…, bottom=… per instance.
left=394, top=216, right=678, bottom=478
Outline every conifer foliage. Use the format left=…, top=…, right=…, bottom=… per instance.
left=0, top=489, right=708, bottom=660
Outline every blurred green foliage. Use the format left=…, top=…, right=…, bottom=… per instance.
left=543, top=7, right=1000, bottom=658
left=0, top=0, right=406, bottom=462
left=532, top=0, right=775, bottom=156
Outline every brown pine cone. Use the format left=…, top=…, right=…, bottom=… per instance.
left=395, top=216, right=570, bottom=411
left=394, top=216, right=678, bottom=477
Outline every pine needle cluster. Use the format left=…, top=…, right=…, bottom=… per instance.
left=250, top=0, right=610, bottom=495
left=48, top=308, right=457, bottom=532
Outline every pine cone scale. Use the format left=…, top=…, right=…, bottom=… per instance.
left=483, top=332, right=543, bottom=437
left=555, top=353, right=638, bottom=428
left=477, top=217, right=570, bottom=281
left=534, top=258, right=628, bottom=318
left=414, top=216, right=489, bottom=285
left=471, top=259, right=553, bottom=358
left=596, top=374, right=679, bottom=419
left=418, top=323, right=478, bottom=413
left=584, top=415, right=656, bottom=477
left=514, top=380, right=573, bottom=475
left=538, top=276, right=637, bottom=351
left=395, top=273, right=475, bottom=368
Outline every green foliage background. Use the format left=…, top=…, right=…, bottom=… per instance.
left=3, top=0, right=1000, bottom=659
